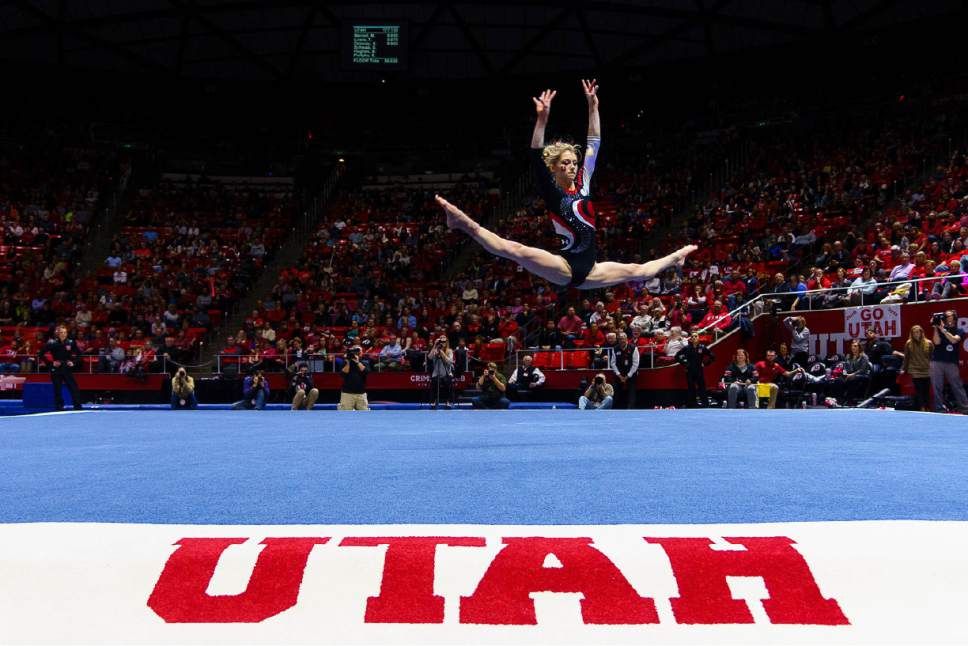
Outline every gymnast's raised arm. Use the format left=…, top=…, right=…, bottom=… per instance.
left=582, top=79, right=600, bottom=139
left=531, top=89, right=556, bottom=149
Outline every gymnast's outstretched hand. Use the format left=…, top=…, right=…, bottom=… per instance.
left=581, top=79, right=598, bottom=110
left=532, top=89, right=556, bottom=119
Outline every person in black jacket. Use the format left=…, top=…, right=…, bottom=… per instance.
left=338, top=346, right=369, bottom=411
left=675, top=332, right=715, bottom=408
left=42, top=325, right=83, bottom=410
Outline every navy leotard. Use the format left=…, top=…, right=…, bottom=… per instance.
left=530, top=135, right=601, bottom=287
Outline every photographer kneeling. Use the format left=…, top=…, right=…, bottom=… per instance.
left=579, top=373, right=614, bottom=410
left=290, top=362, right=319, bottom=410
left=232, top=369, right=269, bottom=410
left=471, top=362, right=510, bottom=409
left=170, top=367, right=198, bottom=409
left=428, top=336, right=454, bottom=409
left=338, top=345, right=370, bottom=411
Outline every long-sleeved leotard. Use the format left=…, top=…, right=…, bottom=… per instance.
left=530, top=135, right=601, bottom=287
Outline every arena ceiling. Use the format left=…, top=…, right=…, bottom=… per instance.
left=0, top=0, right=964, bottom=82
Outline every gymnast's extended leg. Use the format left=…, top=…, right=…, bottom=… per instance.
left=437, top=195, right=573, bottom=286
left=578, top=249, right=697, bottom=290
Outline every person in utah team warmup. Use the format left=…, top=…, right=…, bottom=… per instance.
left=436, top=79, right=697, bottom=290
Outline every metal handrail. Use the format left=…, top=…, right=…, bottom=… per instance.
left=214, top=349, right=475, bottom=374
left=0, top=353, right=172, bottom=375
left=694, top=272, right=968, bottom=336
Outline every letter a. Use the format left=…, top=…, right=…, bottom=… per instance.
left=460, top=537, right=658, bottom=625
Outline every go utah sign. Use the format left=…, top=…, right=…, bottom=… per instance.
left=148, top=534, right=846, bottom=625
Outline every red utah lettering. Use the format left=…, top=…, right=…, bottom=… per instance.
left=646, top=536, right=848, bottom=625
left=460, top=537, right=659, bottom=625
left=340, top=536, right=485, bottom=623
left=148, top=537, right=328, bottom=623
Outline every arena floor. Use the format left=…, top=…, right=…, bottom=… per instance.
left=2, top=408, right=967, bottom=644
left=2, top=408, right=967, bottom=525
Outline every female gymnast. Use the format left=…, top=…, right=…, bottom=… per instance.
left=436, top=79, right=697, bottom=290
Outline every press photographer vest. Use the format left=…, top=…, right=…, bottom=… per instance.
left=614, top=345, right=636, bottom=376
left=515, top=366, right=537, bottom=386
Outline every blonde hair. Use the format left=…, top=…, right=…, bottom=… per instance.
left=907, top=325, right=931, bottom=352
left=542, top=141, right=581, bottom=171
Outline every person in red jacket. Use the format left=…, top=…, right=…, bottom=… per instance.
left=698, top=300, right=733, bottom=337
left=754, top=349, right=803, bottom=409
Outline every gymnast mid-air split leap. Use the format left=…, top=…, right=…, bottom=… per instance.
left=436, top=79, right=697, bottom=290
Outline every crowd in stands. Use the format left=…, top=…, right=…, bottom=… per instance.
left=0, top=149, right=300, bottom=373
left=214, top=105, right=968, bottom=388
left=0, top=125, right=123, bottom=371
left=781, top=155, right=968, bottom=309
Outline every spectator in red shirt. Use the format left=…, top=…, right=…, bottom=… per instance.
left=806, top=266, right=832, bottom=291
left=722, top=269, right=747, bottom=309
left=557, top=306, right=584, bottom=348
left=581, top=322, right=606, bottom=348
left=754, top=349, right=803, bottom=409
left=698, top=300, right=733, bottom=337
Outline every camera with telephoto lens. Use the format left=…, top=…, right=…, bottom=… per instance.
left=932, top=312, right=945, bottom=327
left=594, top=376, right=605, bottom=385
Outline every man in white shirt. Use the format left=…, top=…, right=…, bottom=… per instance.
left=631, top=303, right=652, bottom=331
left=888, top=252, right=915, bottom=283
left=508, top=354, right=546, bottom=400
left=588, top=301, right=609, bottom=326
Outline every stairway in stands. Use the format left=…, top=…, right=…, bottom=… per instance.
left=197, top=165, right=346, bottom=371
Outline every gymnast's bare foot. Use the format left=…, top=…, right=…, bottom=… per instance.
left=672, top=244, right=698, bottom=267
left=435, top=195, right=478, bottom=233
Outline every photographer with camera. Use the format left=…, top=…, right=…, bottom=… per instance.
left=471, top=361, right=510, bottom=409
left=232, top=369, right=269, bottom=410
left=170, top=367, right=197, bottom=409
left=338, top=345, right=369, bottom=411
left=290, top=362, right=319, bottom=410
left=579, top=373, right=614, bottom=410
left=427, top=336, right=455, bottom=409
left=930, top=310, right=968, bottom=414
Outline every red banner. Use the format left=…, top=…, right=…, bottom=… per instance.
left=783, top=299, right=968, bottom=380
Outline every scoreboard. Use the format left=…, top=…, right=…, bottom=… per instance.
left=343, top=23, right=407, bottom=70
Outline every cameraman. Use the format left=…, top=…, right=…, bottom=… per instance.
left=338, top=345, right=369, bottom=410
left=290, top=362, right=319, bottom=410
left=930, top=310, right=968, bottom=413
left=170, top=367, right=197, bottom=409
left=471, top=361, right=510, bottom=409
left=579, top=373, right=614, bottom=410
left=232, top=369, right=269, bottom=410
left=427, top=336, right=454, bottom=409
